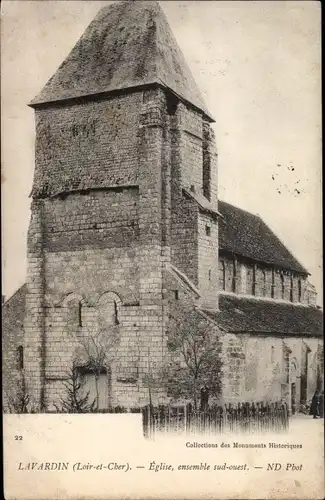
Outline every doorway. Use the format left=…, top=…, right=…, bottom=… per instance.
left=78, top=367, right=111, bottom=410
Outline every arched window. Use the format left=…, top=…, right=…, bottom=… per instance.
left=97, top=292, right=121, bottom=332
left=62, top=293, right=84, bottom=332
left=67, top=300, right=83, bottom=329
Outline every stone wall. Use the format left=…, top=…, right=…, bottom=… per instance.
left=33, top=93, right=141, bottom=197
left=169, top=100, right=219, bottom=308
left=170, top=195, right=199, bottom=286
left=25, top=88, right=168, bottom=409
left=221, top=333, right=323, bottom=413
left=197, top=212, right=218, bottom=309
left=2, top=286, right=26, bottom=411
left=25, top=83, right=221, bottom=410
left=42, top=188, right=139, bottom=252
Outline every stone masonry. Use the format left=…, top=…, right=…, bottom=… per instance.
left=23, top=1, right=219, bottom=411
left=2, top=1, right=322, bottom=414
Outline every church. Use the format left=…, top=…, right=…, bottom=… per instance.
left=2, top=1, right=323, bottom=414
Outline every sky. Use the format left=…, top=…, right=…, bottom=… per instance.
left=1, top=0, right=322, bottom=304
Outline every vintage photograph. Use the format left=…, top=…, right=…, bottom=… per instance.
left=2, top=0, right=323, bottom=443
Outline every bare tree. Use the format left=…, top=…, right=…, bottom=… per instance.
left=56, top=360, right=96, bottom=413
left=162, top=305, right=222, bottom=410
left=5, top=371, right=40, bottom=413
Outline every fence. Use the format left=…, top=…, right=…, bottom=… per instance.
left=142, top=401, right=289, bottom=438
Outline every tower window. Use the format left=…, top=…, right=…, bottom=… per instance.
left=208, top=270, right=212, bottom=281
left=205, top=225, right=211, bottom=237
left=203, top=155, right=211, bottom=201
left=271, top=346, right=275, bottom=363
left=166, top=92, right=179, bottom=116
left=97, top=292, right=121, bottom=331
left=173, top=290, right=179, bottom=300
left=67, top=300, right=81, bottom=330
left=17, top=346, right=24, bottom=370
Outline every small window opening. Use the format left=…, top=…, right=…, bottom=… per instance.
left=114, top=300, right=119, bottom=326
left=280, top=273, right=285, bottom=299
left=208, top=270, right=212, bottom=281
left=219, top=261, right=226, bottom=291
left=78, top=302, right=83, bottom=327
left=290, top=275, right=294, bottom=302
left=298, top=279, right=302, bottom=302
left=17, top=346, right=24, bottom=370
left=232, top=259, right=237, bottom=293
left=271, top=268, right=275, bottom=298
left=174, top=290, right=179, bottom=300
left=262, top=269, right=266, bottom=291
left=205, top=225, right=211, bottom=237
left=252, top=265, right=257, bottom=296
left=240, top=264, right=247, bottom=294
left=271, top=346, right=275, bottom=364
left=166, top=92, right=179, bottom=116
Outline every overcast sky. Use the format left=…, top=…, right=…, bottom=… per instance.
left=1, top=1, right=322, bottom=304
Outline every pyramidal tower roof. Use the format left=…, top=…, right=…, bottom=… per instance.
left=30, top=0, right=214, bottom=121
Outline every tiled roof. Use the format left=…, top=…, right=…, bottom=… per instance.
left=204, top=294, right=323, bottom=336
left=218, top=200, right=308, bottom=274
left=30, top=1, right=213, bottom=121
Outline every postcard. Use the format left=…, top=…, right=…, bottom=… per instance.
left=2, top=1, right=323, bottom=499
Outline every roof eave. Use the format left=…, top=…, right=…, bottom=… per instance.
left=28, top=81, right=215, bottom=123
